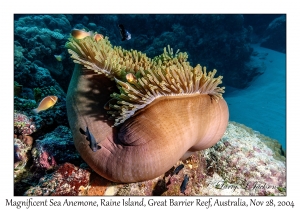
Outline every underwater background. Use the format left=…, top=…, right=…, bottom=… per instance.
left=13, top=14, right=286, bottom=195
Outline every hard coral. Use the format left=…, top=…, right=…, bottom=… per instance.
left=33, top=126, right=83, bottom=167
left=24, top=163, right=90, bottom=196
left=14, top=15, right=73, bottom=92
left=14, top=138, right=32, bottom=173
left=203, top=122, right=286, bottom=196
left=14, top=111, right=36, bottom=135
left=34, top=148, right=57, bottom=170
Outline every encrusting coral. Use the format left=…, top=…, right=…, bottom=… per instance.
left=65, top=30, right=229, bottom=182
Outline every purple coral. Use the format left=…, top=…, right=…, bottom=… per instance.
left=38, top=149, right=57, bottom=170
left=32, top=146, right=57, bottom=170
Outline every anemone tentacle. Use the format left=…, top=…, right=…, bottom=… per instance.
left=66, top=34, right=225, bottom=126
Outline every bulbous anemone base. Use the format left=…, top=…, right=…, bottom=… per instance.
left=67, top=65, right=229, bottom=183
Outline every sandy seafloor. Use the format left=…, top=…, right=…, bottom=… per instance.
left=225, top=44, right=286, bottom=149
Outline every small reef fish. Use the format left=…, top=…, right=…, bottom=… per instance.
left=94, top=33, right=104, bottom=42
left=79, top=127, right=101, bottom=152
left=54, top=54, right=63, bottom=61
left=118, top=24, right=131, bottom=41
left=71, top=29, right=104, bottom=42
left=126, top=73, right=137, bottom=83
left=32, top=96, right=58, bottom=114
left=180, top=174, right=189, bottom=194
left=172, top=164, right=184, bottom=175
left=71, top=29, right=93, bottom=39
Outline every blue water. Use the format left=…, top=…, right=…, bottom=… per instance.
left=225, top=45, right=286, bottom=149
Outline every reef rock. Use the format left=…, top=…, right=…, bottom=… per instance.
left=31, top=126, right=83, bottom=171
left=24, top=163, right=90, bottom=196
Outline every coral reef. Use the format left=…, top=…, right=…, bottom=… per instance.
left=14, top=85, right=68, bottom=134
left=14, top=81, right=23, bottom=97
left=13, top=126, right=84, bottom=195
left=14, top=111, right=36, bottom=136
left=32, top=147, right=57, bottom=170
left=260, top=15, right=286, bottom=53
left=24, top=163, right=90, bottom=196
left=203, top=122, right=286, bottom=196
left=14, top=111, right=36, bottom=192
left=31, top=126, right=83, bottom=171
left=14, top=137, right=33, bottom=178
left=86, top=172, right=110, bottom=196
left=243, top=14, right=286, bottom=53
left=33, top=86, right=62, bottom=103
left=14, top=15, right=73, bottom=91
left=230, top=122, right=285, bottom=161
left=17, top=122, right=285, bottom=196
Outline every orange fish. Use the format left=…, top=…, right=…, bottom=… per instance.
left=32, top=96, right=58, bottom=114
left=126, top=73, right=137, bottom=83
left=71, top=29, right=93, bottom=39
left=94, top=33, right=104, bottom=42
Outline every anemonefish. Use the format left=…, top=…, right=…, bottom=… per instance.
left=32, top=96, right=58, bottom=114
left=71, top=29, right=94, bottom=39
left=126, top=73, right=137, bottom=83
left=71, top=29, right=104, bottom=42
left=94, top=33, right=104, bottom=42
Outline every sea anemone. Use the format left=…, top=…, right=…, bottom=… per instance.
left=65, top=32, right=229, bottom=183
